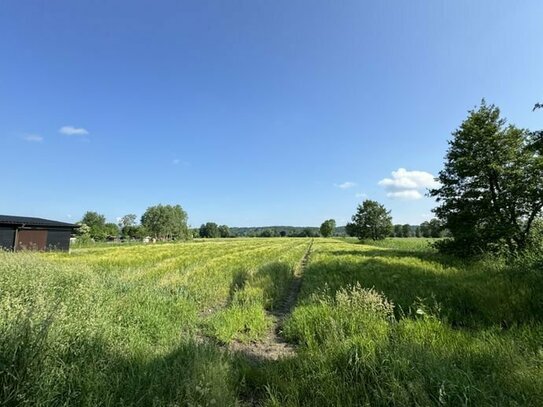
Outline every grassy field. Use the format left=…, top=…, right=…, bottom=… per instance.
left=1, top=238, right=542, bottom=406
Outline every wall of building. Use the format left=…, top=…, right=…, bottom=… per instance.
left=46, top=229, right=71, bottom=251
left=0, top=227, right=15, bottom=250
left=0, top=226, right=15, bottom=250
left=0, top=226, right=72, bottom=251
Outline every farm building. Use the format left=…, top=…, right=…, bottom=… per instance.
left=0, top=215, right=79, bottom=251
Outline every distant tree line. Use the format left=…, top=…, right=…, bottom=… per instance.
left=343, top=200, right=448, bottom=241
left=196, top=224, right=325, bottom=238
left=390, top=219, right=446, bottom=238
left=76, top=205, right=447, bottom=244
left=218, top=226, right=325, bottom=238
left=198, top=222, right=231, bottom=238
left=76, top=204, right=191, bottom=242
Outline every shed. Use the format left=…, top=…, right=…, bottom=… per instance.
left=0, top=215, right=79, bottom=251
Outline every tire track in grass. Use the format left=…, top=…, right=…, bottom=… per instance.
left=229, top=239, right=313, bottom=362
left=192, top=240, right=310, bottom=313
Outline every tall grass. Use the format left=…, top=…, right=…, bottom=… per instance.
left=258, top=239, right=543, bottom=406
left=360, top=236, right=439, bottom=251
left=1, top=238, right=542, bottom=406
left=0, top=239, right=309, bottom=406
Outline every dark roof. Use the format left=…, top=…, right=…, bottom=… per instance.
left=0, top=215, right=78, bottom=228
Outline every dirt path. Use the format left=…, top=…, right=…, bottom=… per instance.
left=229, top=240, right=313, bottom=362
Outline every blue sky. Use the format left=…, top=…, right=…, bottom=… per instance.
left=1, top=1, right=542, bottom=227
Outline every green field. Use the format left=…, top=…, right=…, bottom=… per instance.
left=1, top=238, right=542, bottom=406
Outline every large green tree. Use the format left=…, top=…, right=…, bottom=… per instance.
left=141, top=204, right=190, bottom=240
left=346, top=200, right=393, bottom=241
left=81, top=211, right=106, bottom=240
left=430, top=101, right=543, bottom=255
left=199, top=222, right=220, bottom=238
left=319, top=219, right=336, bottom=237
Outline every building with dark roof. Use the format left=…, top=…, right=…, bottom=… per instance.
left=0, top=215, right=79, bottom=251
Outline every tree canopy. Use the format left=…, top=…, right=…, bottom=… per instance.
left=199, top=222, right=220, bottom=238
left=346, top=200, right=392, bottom=241
left=420, top=219, right=443, bottom=238
left=104, top=223, right=120, bottom=239
left=218, top=225, right=230, bottom=238
left=81, top=211, right=107, bottom=240
left=430, top=101, right=543, bottom=255
left=319, top=219, right=336, bottom=237
left=118, top=214, right=137, bottom=229
left=141, top=204, right=190, bottom=240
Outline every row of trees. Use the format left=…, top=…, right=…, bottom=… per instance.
left=198, top=224, right=324, bottom=238
left=236, top=227, right=321, bottom=238
left=77, top=212, right=332, bottom=242
left=391, top=220, right=445, bottom=238
left=77, top=205, right=442, bottom=243
left=77, top=204, right=190, bottom=241
left=198, top=218, right=441, bottom=239
left=198, top=222, right=231, bottom=238
left=344, top=201, right=446, bottom=241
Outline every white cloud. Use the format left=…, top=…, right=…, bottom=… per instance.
left=23, top=134, right=43, bottom=142
left=386, top=190, right=423, bottom=200
left=335, top=181, right=356, bottom=189
left=59, top=125, right=89, bottom=136
left=378, top=168, right=438, bottom=200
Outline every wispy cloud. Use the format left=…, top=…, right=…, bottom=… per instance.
left=335, top=181, right=356, bottom=190
left=59, top=125, right=89, bottom=136
left=378, top=168, right=439, bottom=200
left=23, top=134, right=43, bottom=142
left=355, top=192, right=367, bottom=198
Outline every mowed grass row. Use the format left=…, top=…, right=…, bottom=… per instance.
left=47, top=238, right=309, bottom=311
left=0, top=238, right=310, bottom=406
left=256, top=238, right=543, bottom=406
